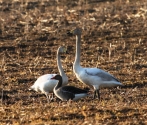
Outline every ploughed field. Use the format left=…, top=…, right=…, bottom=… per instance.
left=0, top=0, right=147, bottom=124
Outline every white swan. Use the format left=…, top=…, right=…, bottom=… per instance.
left=29, top=46, right=68, bottom=102
left=68, top=28, right=123, bottom=99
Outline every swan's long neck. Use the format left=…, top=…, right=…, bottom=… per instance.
left=57, top=50, right=66, bottom=77
left=74, top=34, right=81, bottom=68
left=54, top=78, right=62, bottom=90
left=57, top=49, right=68, bottom=85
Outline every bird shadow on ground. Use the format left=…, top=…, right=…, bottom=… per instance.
left=121, top=82, right=147, bottom=89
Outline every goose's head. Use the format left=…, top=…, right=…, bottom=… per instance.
left=51, top=74, right=62, bottom=81
left=67, top=27, right=82, bottom=36
left=58, top=46, right=67, bottom=54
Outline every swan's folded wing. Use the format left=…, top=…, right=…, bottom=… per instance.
left=85, top=68, right=119, bottom=82
left=36, top=74, right=56, bottom=82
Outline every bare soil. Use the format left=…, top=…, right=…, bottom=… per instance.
left=0, top=0, right=147, bottom=124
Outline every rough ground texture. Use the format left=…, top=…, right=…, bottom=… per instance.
left=0, top=0, right=147, bottom=124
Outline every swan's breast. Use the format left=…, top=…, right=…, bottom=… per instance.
left=75, top=70, right=96, bottom=88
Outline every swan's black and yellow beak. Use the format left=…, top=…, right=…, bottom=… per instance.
left=67, top=30, right=73, bottom=36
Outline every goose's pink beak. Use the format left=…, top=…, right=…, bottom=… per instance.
left=51, top=76, right=55, bottom=79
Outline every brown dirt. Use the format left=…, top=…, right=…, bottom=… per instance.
left=0, top=0, right=147, bottom=124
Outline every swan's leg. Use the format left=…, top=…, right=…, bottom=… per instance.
left=52, top=93, right=57, bottom=101
left=93, top=89, right=100, bottom=99
left=45, top=94, right=50, bottom=103
left=93, top=90, right=97, bottom=99
left=50, top=93, right=54, bottom=101
left=48, top=94, right=51, bottom=101
left=97, top=89, right=100, bottom=100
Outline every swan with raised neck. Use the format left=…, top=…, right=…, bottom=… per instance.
left=69, top=27, right=123, bottom=99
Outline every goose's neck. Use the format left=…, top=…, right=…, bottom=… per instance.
left=74, top=34, right=81, bottom=67
left=57, top=50, right=66, bottom=77
left=54, top=78, right=62, bottom=90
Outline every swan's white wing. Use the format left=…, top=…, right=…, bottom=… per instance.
left=85, top=68, right=119, bottom=82
left=34, top=74, right=56, bottom=84
left=31, top=74, right=57, bottom=92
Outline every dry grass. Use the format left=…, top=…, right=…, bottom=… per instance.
left=0, top=0, right=147, bottom=124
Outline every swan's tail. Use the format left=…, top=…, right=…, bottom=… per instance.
left=100, top=81, right=124, bottom=88
left=111, top=81, right=124, bottom=87
left=29, top=85, right=35, bottom=91
left=117, top=82, right=124, bottom=86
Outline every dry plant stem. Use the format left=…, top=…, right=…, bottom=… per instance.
left=1, top=90, right=3, bottom=105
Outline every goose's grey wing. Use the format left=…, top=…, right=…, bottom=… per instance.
left=62, top=86, right=89, bottom=94
left=58, top=88, right=75, bottom=100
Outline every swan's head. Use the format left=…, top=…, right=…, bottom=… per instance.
left=58, top=46, right=67, bottom=54
left=67, top=28, right=82, bottom=36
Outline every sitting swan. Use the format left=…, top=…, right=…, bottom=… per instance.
left=29, top=46, right=68, bottom=102
left=51, top=74, right=89, bottom=101
left=68, top=28, right=123, bottom=99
